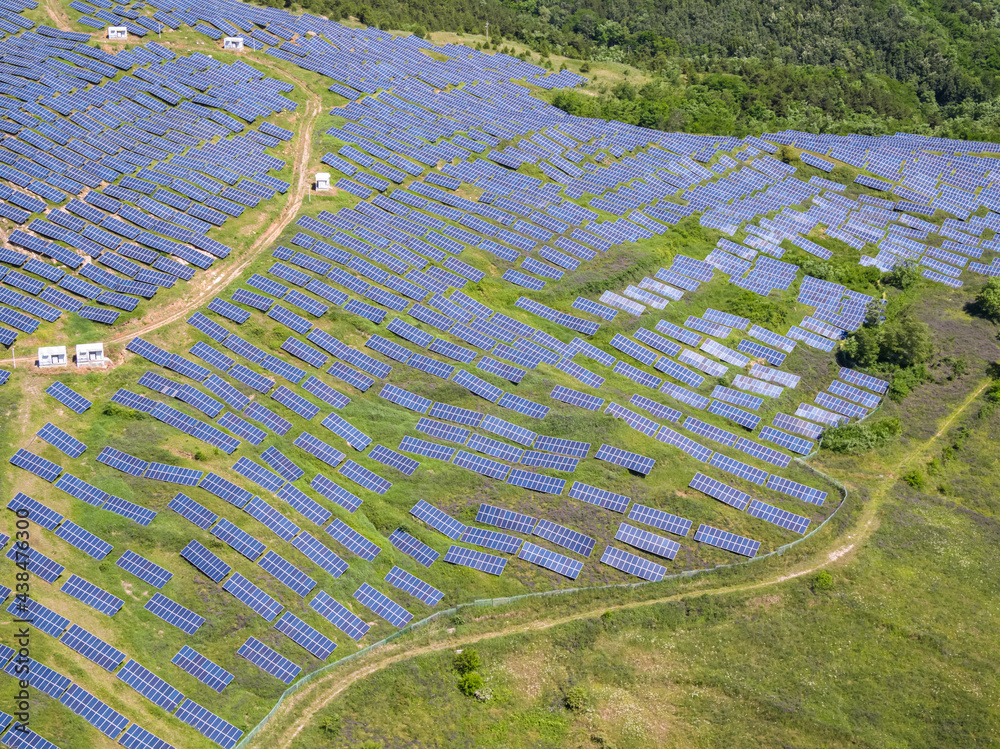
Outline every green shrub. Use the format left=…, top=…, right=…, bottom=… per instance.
left=318, top=715, right=341, bottom=735
left=812, top=571, right=834, bottom=592
left=822, top=417, right=902, bottom=453
left=457, top=672, right=483, bottom=696
left=902, top=470, right=927, bottom=490
left=564, top=686, right=589, bottom=712
left=454, top=649, right=480, bottom=675
left=975, top=277, right=1000, bottom=321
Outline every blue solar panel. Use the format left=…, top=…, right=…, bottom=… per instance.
left=691, top=470, right=754, bottom=509
left=428, top=401, right=485, bottom=427
left=594, top=444, right=655, bottom=475
left=325, top=517, right=381, bottom=561
left=628, top=504, right=692, bottom=536
left=97, top=446, right=148, bottom=476
left=180, top=539, right=232, bottom=582
left=36, top=423, right=86, bottom=458
left=257, top=549, right=317, bottom=598
left=171, top=646, right=234, bottom=693
left=567, top=482, right=630, bottom=513
left=145, top=592, right=205, bottom=634
left=694, top=523, right=760, bottom=557
left=274, top=611, right=337, bottom=660
left=59, top=683, right=129, bottom=738
left=388, top=528, right=440, bottom=568
left=245, top=497, right=301, bottom=542
left=232, top=456, right=285, bottom=493
left=533, top=519, right=595, bottom=556
left=294, top=431, right=346, bottom=468
left=410, top=499, right=466, bottom=540
left=518, top=541, right=583, bottom=579
left=766, top=475, right=828, bottom=505
left=61, top=624, right=127, bottom=671
left=615, top=522, right=680, bottom=560
left=550, top=385, right=604, bottom=411
left=45, top=381, right=91, bottom=413
left=61, top=575, right=124, bottom=617
left=8, top=493, right=63, bottom=530
left=223, top=571, right=284, bottom=621
left=385, top=566, right=444, bottom=606
left=2, top=651, right=70, bottom=696
left=116, top=549, right=172, bottom=589
left=144, top=462, right=204, bottom=486
left=601, top=544, right=667, bottom=581
left=199, top=471, right=254, bottom=509
left=354, top=582, right=413, bottom=628
left=238, top=637, right=301, bottom=685
left=174, top=699, right=244, bottom=749
left=6, top=598, right=69, bottom=640
left=708, top=452, right=769, bottom=486
left=443, top=545, right=507, bottom=576
left=9, top=449, right=62, bottom=482
left=321, top=412, right=371, bottom=451
left=117, top=658, right=185, bottom=711
left=309, top=591, right=370, bottom=641
left=291, top=531, right=350, bottom=578
left=55, top=521, right=112, bottom=560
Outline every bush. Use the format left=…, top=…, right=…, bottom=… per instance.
left=975, top=278, right=1000, bottom=321
left=454, top=649, right=480, bottom=674
left=318, top=715, right=341, bottom=736
left=725, top=290, right=786, bottom=328
left=457, top=672, right=483, bottom=696
left=902, top=470, right=927, bottom=490
left=881, top=260, right=921, bottom=290
left=580, top=62, right=591, bottom=72
left=812, top=571, right=834, bottom=592
left=887, top=364, right=931, bottom=402
left=564, top=686, right=589, bottom=712
left=822, top=417, right=902, bottom=453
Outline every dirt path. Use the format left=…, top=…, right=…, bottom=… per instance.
left=107, top=77, right=322, bottom=345
left=43, top=0, right=73, bottom=30
left=252, top=379, right=991, bottom=749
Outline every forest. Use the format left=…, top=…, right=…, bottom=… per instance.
left=277, top=0, right=1000, bottom=140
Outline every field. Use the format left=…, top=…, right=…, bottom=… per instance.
left=0, top=3, right=998, bottom=749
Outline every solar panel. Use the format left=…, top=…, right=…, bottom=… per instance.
left=274, top=611, right=337, bottom=660
left=708, top=399, right=761, bottom=430
left=309, top=590, right=370, bottom=641
left=174, top=699, right=244, bottom=749
left=594, top=444, right=655, bottom=475
left=475, top=503, right=537, bottom=533
left=339, top=459, right=391, bottom=494
left=294, top=432, right=347, bottom=468
left=411, top=499, right=466, bottom=540
left=171, top=646, right=234, bottom=693
left=746, top=499, right=811, bottom=534
left=533, top=519, right=595, bottom=556
left=61, top=575, right=124, bottom=617
left=379, top=383, right=432, bottom=414
left=45, top=381, right=91, bottom=413
left=2, top=651, right=70, bottom=696
left=117, top=659, right=185, bottom=711
left=506, top=468, right=566, bottom=495
left=144, top=462, right=204, bottom=486
left=238, top=637, right=301, bottom=685
left=54, top=521, right=112, bottom=560
left=260, top=446, right=305, bottom=482
left=385, top=566, right=444, bottom=606
left=388, top=528, right=440, bottom=567
left=199, top=471, right=254, bottom=509
left=59, top=683, right=129, bottom=738
left=550, top=385, right=604, bottom=411
left=232, top=456, right=285, bottom=493
left=443, top=545, right=507, bottom=576
left=116, top=549, right=172, bottom=588
left=97, top=446, right=148, bottom=476
left=5, top=545, right=63, bottom=583
left=428, top=401, right=485, bottom=427
left=36, top=423, right=86, bottom=458
left=180, top=539, right=232, bottom=582
left=694, top=524, right=760, bottom=557
left=145, top=592, right=205, bottom=634
left=518, top=541, right=583, bottom=579
left=766, top=475, right=828, bottom=505
left=61, top=624, right=127, bottom=671
left=690, top=471, right=753, bottom=509
left=325, top=517, right=381, bottom=561
left=628, top=503, right=693, bottom=537
left=118, top=723, right=177, bottom=749
left=321, top=412, right=371, bottom=451
left=8, top=493, right=63, bottom=530
left=615, top=521, right=681, bottom=560
left=354, top=582, right=413, bottom=628
left=839, top=367, right=889, bottom=393
left=452, top=449, right=511, bottom=480
left=9, top=449, right=62, bottom=483
left=291, top=531, right=350, bottom=578
left=600, top=545, right=667, bottom=581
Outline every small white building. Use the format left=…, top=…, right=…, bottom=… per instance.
left=108, top=26, right=128, bottom=40
left=38, top=346, right=66, bottom=368
left=223, top=36, right=244, bottom=51
left=76, top=342, right=105, bottom=368
left=315, top=172, right=331, bottom=191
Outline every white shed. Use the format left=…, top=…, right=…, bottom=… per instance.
left=38, top=346, right=66, bottom=368
left=108, top=26, right=128, bottom=40
left=223, top=36, right=244, bottom=51
left=315, top=172, right=331, bottom=191
left=76, top=342, right=105, bottom=368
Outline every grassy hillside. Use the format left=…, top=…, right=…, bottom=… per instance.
left=280, top=286, right=1000, bottom=749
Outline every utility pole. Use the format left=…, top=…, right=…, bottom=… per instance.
left=485, top=21, right=489, bottom=44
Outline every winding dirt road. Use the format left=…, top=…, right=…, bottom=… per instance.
left=248, top=379, right=990, bottom=749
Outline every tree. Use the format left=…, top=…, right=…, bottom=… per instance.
left=882, top=260, right=920, bottom=290
left=976, top=277, right=1000, bottom=321
left=454, top=649, right=480, bottom=674
left=812, top=571, right=834, bottom=592
left=457, top=672, right=483, bottom=696
left=564, top=686, right=589, bottom=712
left=880, top=314, right=933, bottom=368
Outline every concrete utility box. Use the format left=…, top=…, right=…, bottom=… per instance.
left=76, top=343, right=105, bottom=368
left=315, top=172, right=331, bottom=191
left=38, top=346, right=66, bottom=368
left=223, top=36, right=244, bottom=51
left=108, top=26, right=128, bottom=40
